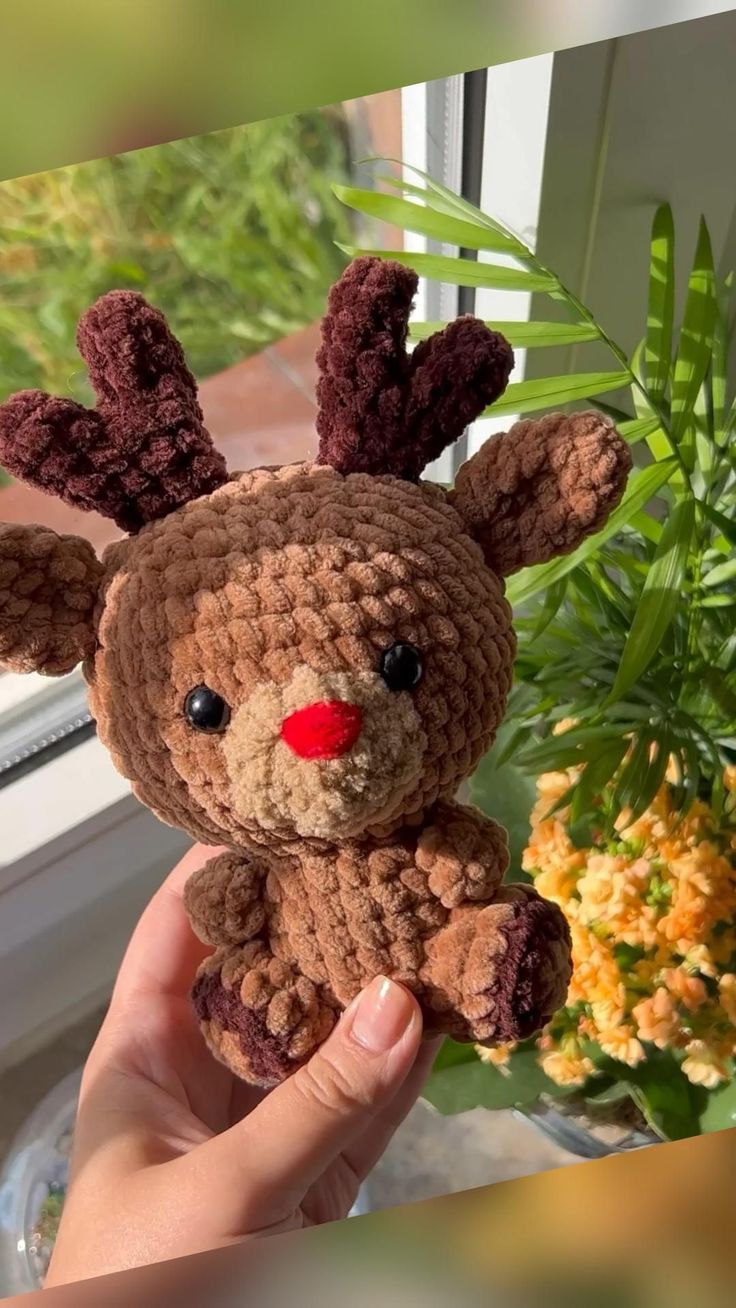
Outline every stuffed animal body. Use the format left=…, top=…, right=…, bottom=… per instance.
left=0, top=258, right=631, bottom=1086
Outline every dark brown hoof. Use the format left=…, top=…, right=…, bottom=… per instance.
left=192, top=970, right=294, bottom=1088
left=491, top=894, right=572, bottom=1043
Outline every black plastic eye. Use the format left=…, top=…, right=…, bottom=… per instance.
left=184, top=684, right=231, bottom=733
left=379, top=642, right=423, bottom=692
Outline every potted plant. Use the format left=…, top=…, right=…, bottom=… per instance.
left=335, top=167, right=736, bottom=1149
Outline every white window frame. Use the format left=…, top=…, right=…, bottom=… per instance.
left=401, top=75, right=464, bottom=484
left=401, top=62, right=555, bottom=469
left=0, top=667, right=191, bottom=1066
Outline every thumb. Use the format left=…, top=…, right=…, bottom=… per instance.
left=190, top=976, right=423, bottom=1231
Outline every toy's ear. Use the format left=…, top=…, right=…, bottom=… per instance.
left=449, top=411, right=631, bottom=576
left=0, top=524, right=103, bottom=675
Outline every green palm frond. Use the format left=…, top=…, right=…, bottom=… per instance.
left=334, top=166, right=735, bottom=832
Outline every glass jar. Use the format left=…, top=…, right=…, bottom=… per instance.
left=0, top=1066, right=372, bottom=1294
left=514, top=1095, right=660, bottom=1159
left=0, top=1068, right=80, bottom=1295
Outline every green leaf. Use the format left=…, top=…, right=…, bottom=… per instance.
left=702, top=669, right=736, bottom=721
left=410, top=319, right=599, bottom=349
left=611, top=731, right=652, bottom=817
left=368, top=160, right=515, bottom=238
left=630, top=337, right=652, bottom=422
left=423, top=1040, right=571, bottom=1115
left=469, top=728, right=537, bottom=879
left=670, top=217, right=717, bottom=441
left=626, top=1058, right=705, bottom=1142
left=529, top=578, right=568, bottom=641
left=612, top=730, right=670, bottom=823
left=332, top=184, right=525, bottom=254
left=373, top=174, right=475, bottom=221
left=422, top=1056, right=518, bottom=1114
left=520, top=723, right=625, bottom=772
left=506, top=460, right=678, bottom=607
left=698, top=500, right=736, bottom=550
left=430, top=1038, right=478, bottom=1073
left=629, top=510, right=663, bottom=544
left=703, top=558, right=736, bottom=588
left=605, top=497, right=695, bottom=704
left=484, top=371, right=630, bottom=420
left=567, top=738, right=629, bottom=846
left=711, top=277, right=731, bottom=442
left=336, top=245, right=556, bottom=292
left=700, top=1076, right=736, bottom=1133
left=373, top=173, right=478, bottom=217
left=491, top=721, right=534, bottom=770
left=669, top=741, right=699, bottom=817
left=644, top=203, right=675, bottom=407
left=593, top=399, right=635, bottom=424
left=618, top=416, right=662, bottom=445
left=638, top=737, right=672, bottom=818
left=584, top=1079, right=635, bottom=1107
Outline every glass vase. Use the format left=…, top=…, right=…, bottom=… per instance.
left=513, top=1094, right=660, bottom=1160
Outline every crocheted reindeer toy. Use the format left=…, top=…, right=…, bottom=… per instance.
left=0, top=257, right=631, bottom=1087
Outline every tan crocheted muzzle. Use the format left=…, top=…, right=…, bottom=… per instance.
left=224, top=663, right=426, bottom=840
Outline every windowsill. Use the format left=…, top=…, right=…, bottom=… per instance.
left=0, top=727, right=189, bottom=1070
left=0, top=671, right=56, bottom=715
left=0, top=732, right=131, bottom=878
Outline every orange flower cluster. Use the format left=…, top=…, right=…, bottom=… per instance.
left=481, top=763, right=736, bottom=1091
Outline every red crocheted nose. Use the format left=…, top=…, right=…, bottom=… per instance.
left=280, top=700, right=363, bottom=760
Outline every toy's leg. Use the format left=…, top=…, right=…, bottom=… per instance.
left=191, top=941, right=340, bottom=1088
left=419, top=884, right=572, bottom=1045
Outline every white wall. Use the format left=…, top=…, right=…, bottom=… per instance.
left=527, top=11, right=736, bottom=384
left=469, top=54, right=555, bottom=457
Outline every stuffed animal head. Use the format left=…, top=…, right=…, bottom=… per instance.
left=0, top=257, right=630, bottom=849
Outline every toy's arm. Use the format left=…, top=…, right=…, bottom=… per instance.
left=414, top=801, right=509, bottom=909
left=183, top=851, right=268, bottom=947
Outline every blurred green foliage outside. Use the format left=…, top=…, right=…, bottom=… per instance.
left=0, top=108, right=353, bottom=406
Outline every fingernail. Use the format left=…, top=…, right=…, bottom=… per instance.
left=350, top=975, right=415, bottom=1053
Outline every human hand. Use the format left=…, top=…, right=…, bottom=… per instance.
left=45, top=845, right=438, bottom=1287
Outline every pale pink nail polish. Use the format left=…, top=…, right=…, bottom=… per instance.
left=350, top=975, right=415, bottom=1052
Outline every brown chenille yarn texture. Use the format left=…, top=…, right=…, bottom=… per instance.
left=0, top=524, right=102, bottom=674
left=451, top=410, right=632, bottom=575
left=0, top=256, right=634, bottom=1088
left=315, top=256, right=514, bottom=479
left=0, top=292, right=227, bottom=534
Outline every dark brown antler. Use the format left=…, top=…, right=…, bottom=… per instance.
left=315, top=256, right=514, bottom=479
left=0, top=292, right=228, bottom=533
